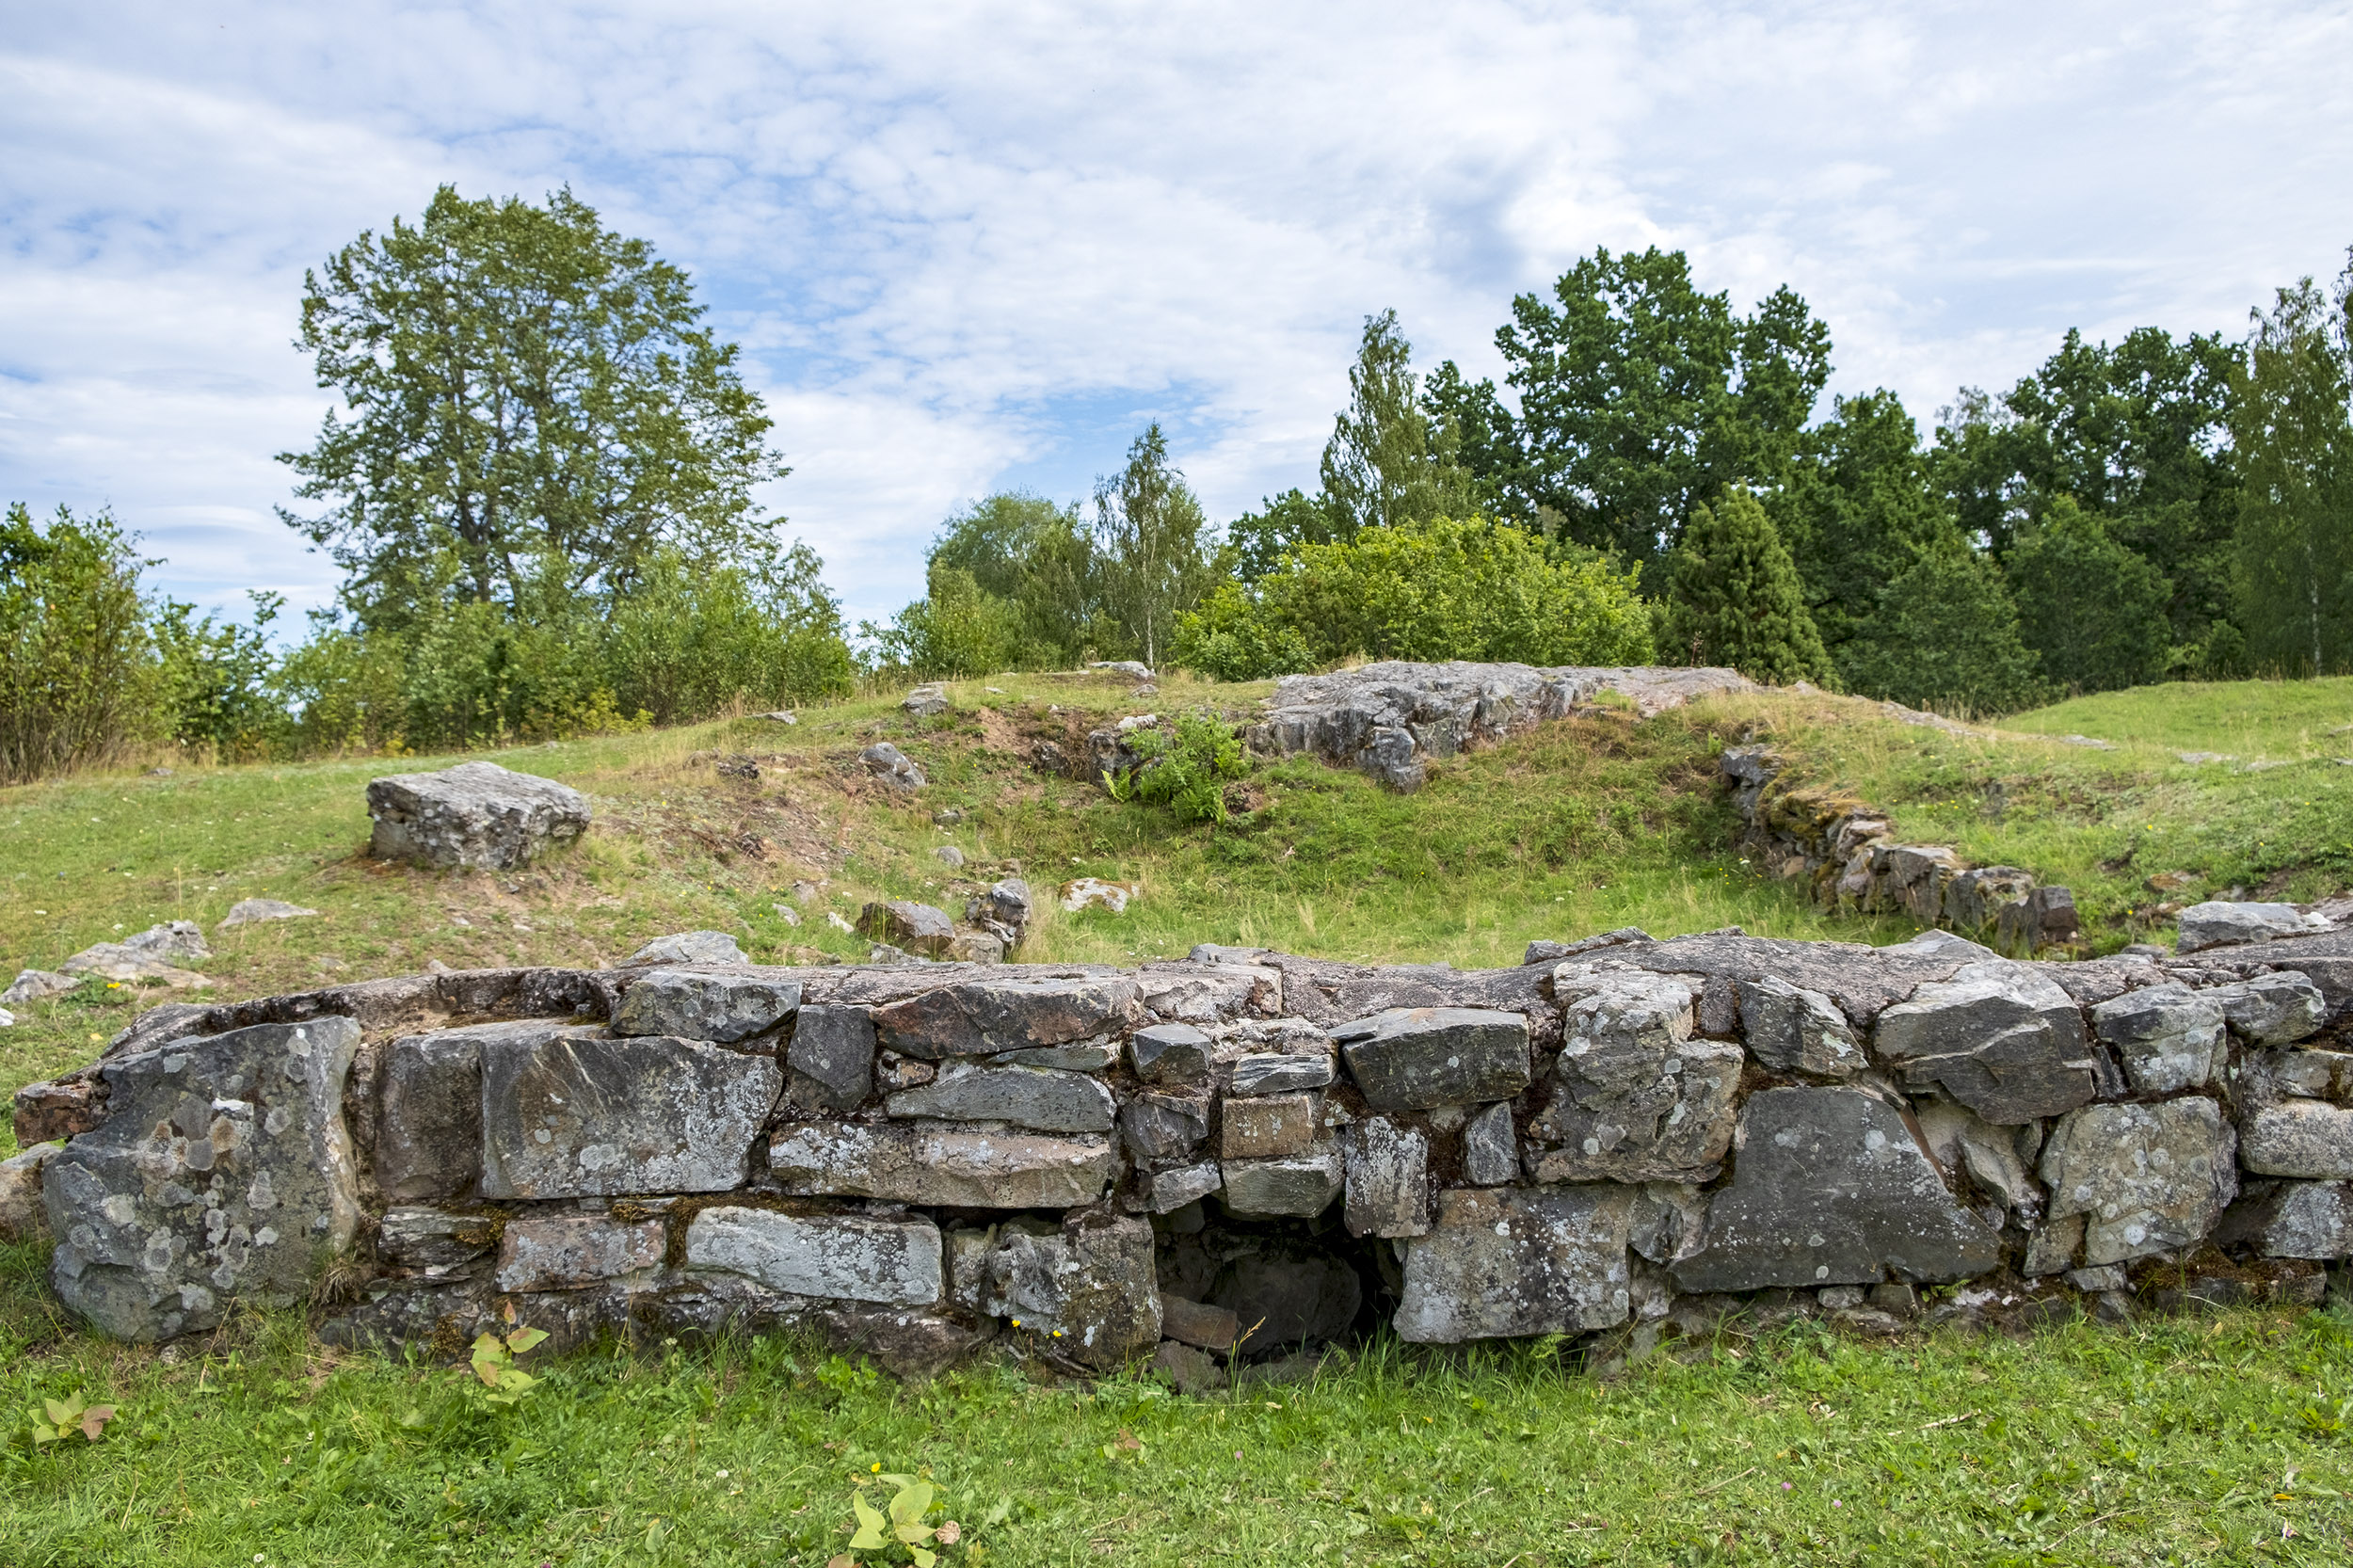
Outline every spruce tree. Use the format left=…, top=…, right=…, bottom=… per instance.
left=1838, top=549, right=2051, bottom=715
left=1659, top=487, right=1832, bottom=684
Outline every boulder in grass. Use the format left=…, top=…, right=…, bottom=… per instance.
left=58, top=922, right=213, bottom=988
left=216, top=899, right=320, bottom=931
left=859, top=743, right=926, bottom=792
left=366, top=760, right=590, bottom=870
left=3, top=969, right=78, bottom=1006
left=858, top=901, right=955, bottom=957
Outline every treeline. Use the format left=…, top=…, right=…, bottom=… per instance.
left=879, top=251, right=2353, bottom=712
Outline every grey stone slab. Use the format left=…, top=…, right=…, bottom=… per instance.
left=1669, top=1087, right=2002, bottom=1292
left=872, top=976, right=1144, bottom=1059
left=217, top=899, right=319, bottom=930
left=2041, top=1098, right=2238, bottom=1264
left=685, top=1206, right=942, bottom=1306
left=1870, top=961, right=2105, bottom=1123
left=614, top=968, right=800, bottom=1044
left=1229, top=1052, right=1336, bottom=1096
left=45, top=1016, right=361, bottom=1341
left=2208, top=973, right=2328, bottom=1045
left=1461, top=1101, right=1518, bottom=1185
left=2216, top=1180, right=2353, bottom=1258
left=2256, top=1048, right=2353, bottom=1100
left=478, top=1032, right=780, bottom=1198
left=1120, top=1093, right=1209, bottom=1162
left=495, top=1213, right=665, bottom=1292
left=1913, top=1101, right=2042, bottom=1224
left=376, top=1206, right=499, bottom=1275
left=1220, top=1093, right=1321, bottom=1159
left=1159, top=1292, right=1241, bottom=1351
left=1738, top=974, right=1865, bottom=1079
left=1531, top=971, right=1742, bottom=1182
left=366, top=760, right=589, bottom=870
left=1220, top=1146, right=1343, bottom=1218
left=859, top=901, right=954, bottom=957
left=1128, top=1159, right=1223, bottom=1213
left=2238, top=1100, right=2353, bottom=1180
left=951, top=1214, right=1159, bottom=1368
left=2089, top=984, right=2226, bottom=1094
left=376, top=1019, right=610, bottom=1201
left=1130, top=1022, right=1212, bottom=1084
left=1340, top=1118, right=1430, bottom=1238
left=884, top=1063, right=1115, bottom=1132
left=767, top=1122, right=1119, bottom=1208
left=1336, top=1007, right=1531, bottom=1112
left=621, top=931, right=746, bottom=968
left=1395, top=1185, right=1635, bottom=1342
left=785, top=1004, right=875, bottom=1112
left=2176, top=900, right=2327, bottom=953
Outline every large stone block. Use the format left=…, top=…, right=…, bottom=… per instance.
left=614, top=968, right=800, bottom=1045
left=1340, top=1118, right=1430, bottom=1238
left=1220, top=1147, right=1343, bottom=1217
left=2238, top=1100, right=2353, bottom=1180
left=1669, top=1087, right=2001, bottom=1292
left=1395, top=1186, right=1634, bottom=1342
left=2041, top=1099, right=2237, bottom=1265
left=859, top=901, right=954, bottom=957
left=767, top=1122, right=1119, bottom=1208
left=1129, top=1022, right=1211, bottom=1084
left=366, top=760, right=589, bottom=870
left=1128, top=1160, right=1222, bottom=1213
left=1219, top=1093, right=1321, bottom=1159
left=2217, top=1180, right=2353, bottom=1258
left=685, top=1207, right=942, bottom=1306
left=376, top=1019, right=607, bottom=1201
left=872, top=976, right=1144, bottom=1060
left=1870, top=962, right=2105, bottom=1123
left=785, top=1004, right=876, bottom=1112
left=478, top=1033, right=780, bottom=1198
left=44, top=1017, right=361, bottom=1341
left=1335, top=1007, right=1531, bottom=1111
left=1738, top=974, right=1865, bottom=1079
left=950, top=1214, right=1159, bottom=1367
left=495, top=1213, right=665, bottom=1292
left=2176, top=900, right=2328, bottom=953
left=2089, top=984, right=2227, bottom=1095
left=883, top=1063, right=1116, bottom=1132
left=1119, top=1092, right=1209, bottom=1162
left=1529, top=971, right=1739, bottom=1182
left=2209, top=973, right=2329, bottom=1046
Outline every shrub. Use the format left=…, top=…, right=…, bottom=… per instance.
left=154, top=592, right=288, bottom=759
left=0, top=504, right=160, bottom=783
left=1837, top=548, right=2052, bottom=715
left=1658, top=488, right=1831, bottom=684
left=864, top=564, right=1025, bottom=680
left=1112, top=710, right=1249, bottom=825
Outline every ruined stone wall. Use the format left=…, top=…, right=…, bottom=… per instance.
left=13, top=922, right=2353, bottom=1376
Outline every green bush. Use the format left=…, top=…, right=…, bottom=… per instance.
left=863, top=564, right=1025, bottom=680
left=1111, top=710, right=1249, bottom=824
left=154, top=592, right=288, bottom=759
left=1171, top=516, right=1653, bottom=678
left=603, top=547, right=855, bottom=724
left=0, top=504, right=161, bottom=783
left=1837, top=548, right=2052, bottom=716
left=1658, top=488, right=1831, bottom=684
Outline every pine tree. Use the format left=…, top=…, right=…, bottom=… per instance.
left=1659, top=488, right=1831, bottom=684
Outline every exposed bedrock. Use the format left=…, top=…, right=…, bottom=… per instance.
left=14, top=926, right=2346, bottom=1368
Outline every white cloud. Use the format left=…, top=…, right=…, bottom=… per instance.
left=3, top=2, right=2349, bottom=632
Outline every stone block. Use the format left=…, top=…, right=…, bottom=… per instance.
left=2210, top=973, right=2329, bottom=1045
left=366, top=760, right=589, bottom=870
left=1229, top=1052, right=1336, bottom=1096
left=1669, top=1087, right=2002, bottom=1293
left=376, top=1206, right=499, bottom=1276
left=952, top=1214, right=1159, bottom=1367
left=786, top=1004, right=876, bottom=1112
left=495, top=1213, right=665, bottom=1292
left=2257, top=1048, right=2353, bottom=1100
left=1870, top=961, right=2105, bottom=1123
left=478, top=1033, right=780, bottom=1198
left=1461, top=1101, right=1518, bottom=1185
left=45, top=1016, right=361, bottom=1341
left=2177, top=900, right=2326, bottom=953
left=884, top=1063, right=1115, bottom=1132
left=2239, top=1100, right=2353, bottom=1180
left=873, top=976, right=1144, bottom=1060
left=622, top=931, right=746, bottom=967
left=1395, top=1186, right=1634, bottom=1342
left=768, top=1122, right=1119, bottom=1208
left=858, top=902, right=954, bottom=957
left=1530, top=972, right=1740, bottom=1182
left=1335, top=1007, right=1531, bottom=1112
left=1128, top=1160, right=1222, bottom=1213
left=1120, top=1093, right=1209, bottom=1162
left=2041, top=1098, right=2237, bottom=1265
left=1153, top=1338, right=1225, bottom=1393
left=685, top=1207, right=942, bottom=1306
left=859, top=742, right=926, bottom=791
left=1738, top=974, right=1865, bottom=1079
left=1159, top=1292, right=1240, bottom=1351
left=1340, top=1118, right=1429, bottom=1238
left=1220, top=1093, right=1321, bottom=1160
left=376, top=1019, right=608, bottom=1201
left=1130, top=1022, right=1212, bottom=1084
left=994, top=1042, right=1119, bottom=1071
left=2089, top=984, right=2226, bottom=1094
left=1913, top=1101, right=2042, bottom=1223
left=1220, top=1147, right=1342, bottom=1218
left=2216, top=1180, right=2353, bottom=1258
left=614, top=968, right=800, bottom=1045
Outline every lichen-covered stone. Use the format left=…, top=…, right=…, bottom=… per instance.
left=478, top=1033, right=780, bottom=1198
left=366, top=760, right=589, bottom=870
left=376, top=1019, right=608, bottom=1201
left=2255, top=1048, right=2353, bottom=1100
left=614, top=968, right=800, bottom=1045
left=1335, top=1007, right=1530, bottom=1112
left=495, top=1213, right=665, bottom=1292
left=872, top=976, right=1144, bottom=1060
left=1340, top=1118, right=1430, bottom=1238
left=767, top=1122, right=1119, bottom=1208
left=2209, top=973, right=2329, bottom=1045
left=1130, top=1022, right=1211, bottom=1084
left=1461, top=1101, right=1518, bottom=1185
left=1738, top=975, right=1865, bottom=1079
left=2238, top=1099, right=2353, bottom=1180
left=376, top=1205, right=499, bottom=1277
left=2176, top=900, right=2327, bottom=953
left=786, top=1004, right=876, bottom=1112
left=1396, top=1186, right=1634, bottom=1341
left=1530, top=971, right=1739, bottom=1182
left=884, top=1063, right=1116, bottom=1132
left=1871, top=962, right=2105, bottom=1124
left=951, top=1214, right=1159, bottom=1366
left=2089, top=984, right=2226, bottom=1094
left=2041, top=1099, right=2237, bottom=1264
left=1219, top=1093, right=1320, bottom=1159
left=2217, top=1180, right=2353, bottom=1258
left=45, top=1016, right=361, bottom=1341
left=621, top=931, right=746, bottom=968
left=1669, top=1087, right=2001, bottom=1292
left=1220, top=1147, right=1342, bottom=1217
left=685, top=1207, right=942, bottom=1306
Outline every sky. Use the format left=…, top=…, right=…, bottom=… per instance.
left=3, top=1, right=2349, bottom=635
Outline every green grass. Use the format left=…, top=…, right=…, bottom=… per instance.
left=5, top=1275, right=2351, bottom=1565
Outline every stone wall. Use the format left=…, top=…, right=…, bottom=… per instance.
left=13, top=922, right=2353, bottom=1375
